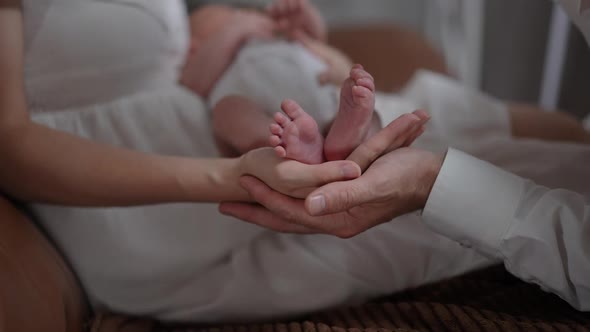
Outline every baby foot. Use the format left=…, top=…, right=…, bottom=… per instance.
left=324, top=64, right=376, bottom=161
left=269, top=99, right=324, bottom=164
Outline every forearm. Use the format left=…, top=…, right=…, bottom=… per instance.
left=0, top=121, right=249, bottom=205
left=0, top=4, right=249, bottom=206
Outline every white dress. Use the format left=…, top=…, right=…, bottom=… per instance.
left=23, top=0, right=590, bottom=323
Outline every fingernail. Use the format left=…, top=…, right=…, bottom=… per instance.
left=341, top=164, right=359, bottom=178
left=308, top=195, right=326, bottom=215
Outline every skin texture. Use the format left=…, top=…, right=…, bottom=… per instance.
left=324, top=65, right=377, bottom=161
left=219, top=110, right=438, bottom=238
left=269, top=65, right=379, bottom=164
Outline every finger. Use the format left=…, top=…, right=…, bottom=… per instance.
left=238, top=176, right=322, bottom=225
left=281, top=158, right=361, bottom=186
left=347, top=113, right=422, bottom=171
left=413, top=109, right=431, bottom=121
left=403, top=125, right=426, bottom=147
left=400, top=111, right=430, bottom=147
left=219, top=203, right=316, bottom=234
left=305, top=177, right=370, bottom=216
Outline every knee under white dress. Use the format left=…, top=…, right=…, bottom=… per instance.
left=23, top=0, right=590, bottom=323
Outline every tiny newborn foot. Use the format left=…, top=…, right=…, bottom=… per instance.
left=324, top=64, right=376, bottom=161
left=269, top=99, right=324, bottom=164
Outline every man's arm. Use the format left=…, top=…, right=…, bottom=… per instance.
left=423, top=149, right=590, bottom=311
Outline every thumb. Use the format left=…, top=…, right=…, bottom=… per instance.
left=305, top=178, right=370, bottom=216
left=292, top=160, right=361, bottom=186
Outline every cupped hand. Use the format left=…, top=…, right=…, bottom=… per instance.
left=221, top=147, right=443, bottom=237
left=349, top=109, right=431, bottom=171
left=221, top=111, right=437, bottom=237
left=239, top=147, right=361, bottom=199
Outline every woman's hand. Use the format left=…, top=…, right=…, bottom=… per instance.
left=292, top=31, right=354, bottom=86
left=220, top=111, right=434, bottom=236
left=238, top=148, right=361, bottom=199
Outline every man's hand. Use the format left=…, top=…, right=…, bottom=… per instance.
left=267, top=0, right=327, bottom=41
left=221, top=148, right=443, bottom=237
left=220, top=111, right=438, bottom=237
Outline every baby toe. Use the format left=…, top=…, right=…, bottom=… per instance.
left=274, top=146, right=287, bottom=158
left=269, top=135, right=282, bottom=147
left=270, top=123, right=283, bottom=135
left=274, top=112, right=290, bottom=127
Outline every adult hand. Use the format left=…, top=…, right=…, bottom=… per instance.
left=349, top=109, right=430, bottom=171
left=221, top=111, right=437, bottom=237
left=222, top=147, right=443, bottom=237
left=239, top=148, right=361, bottom=199
left=292, top=31, right=354, bottom=86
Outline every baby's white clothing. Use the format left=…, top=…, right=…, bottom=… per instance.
left=209, top=39, right=340, bottom=131
left=208, top=39, right=512, bottom=154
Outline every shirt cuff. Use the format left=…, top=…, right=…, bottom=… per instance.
left=422, top=149, right=526, bottom=259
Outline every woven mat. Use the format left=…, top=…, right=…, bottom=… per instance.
left=90, top=266, right=590, bottom=332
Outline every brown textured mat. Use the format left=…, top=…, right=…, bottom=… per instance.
left=90, top=266, right=590, bottom=332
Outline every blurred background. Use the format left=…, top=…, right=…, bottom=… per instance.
left=187, top=0, right=590, bottom=119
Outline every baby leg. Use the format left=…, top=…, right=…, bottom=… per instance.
left=509, top=103, right=590, bottom=144
left=324, top=65, right=378, bottom=161
left=269, top=99, right=325, bottom=165
left=212, top=96, right=274, bottom=156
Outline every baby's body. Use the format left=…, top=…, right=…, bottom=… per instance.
left=185, top=1, right=590, bottom=164
left=187, top=1, right=389, bottom=163
left=211, top=41, right=382, bottom=162
left=209, top=39, right=337, bottom=134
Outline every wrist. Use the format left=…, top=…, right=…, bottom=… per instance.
left=176, top=157, right=250, bottom=203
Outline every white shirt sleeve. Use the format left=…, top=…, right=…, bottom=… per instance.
left=422, top=148, right=590, bottom=311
